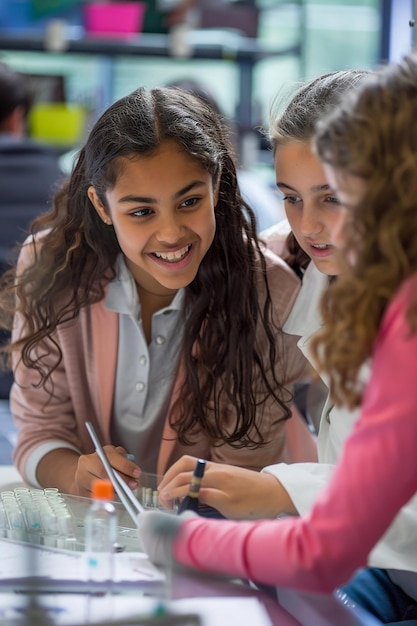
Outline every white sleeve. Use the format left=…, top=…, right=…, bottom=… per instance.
left=262, top=462, right=335, bottom=515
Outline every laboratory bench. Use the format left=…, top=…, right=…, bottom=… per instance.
left=0, top=464, right=382, bottom=626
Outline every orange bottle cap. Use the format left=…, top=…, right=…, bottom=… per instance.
left=92, top=479, right=114, bottom=501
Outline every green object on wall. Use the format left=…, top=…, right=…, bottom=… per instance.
left=31, top=0, right=85, bottom=19
left=142, top=0, right=168, bottom=34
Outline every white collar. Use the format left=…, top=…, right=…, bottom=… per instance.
left=105, top=254, right=184, bottom=317
left=283, top=262, right=330, bottom=339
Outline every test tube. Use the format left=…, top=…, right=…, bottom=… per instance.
left=5, top=502, right=26, bottom=541
left=0, top=503, right=7, bottom=537
left=40, top=508, right=59, bottom=547
left=145, top=488, right=153, bottom=507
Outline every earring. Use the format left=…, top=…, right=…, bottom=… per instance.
left=103, top=218, right=112, bottom=225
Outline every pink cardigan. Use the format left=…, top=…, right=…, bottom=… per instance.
left=11, top=243, right=314, bottom=484
left=173, top=276, right=417, bottom=592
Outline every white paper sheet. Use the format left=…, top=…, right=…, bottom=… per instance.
left=0, top=538, right=164, bottom=585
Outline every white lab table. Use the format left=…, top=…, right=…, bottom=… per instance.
left=0, top=466, right=381, bottom=626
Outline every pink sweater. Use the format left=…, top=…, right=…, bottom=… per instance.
left=173, top=276, right=417, bottom=593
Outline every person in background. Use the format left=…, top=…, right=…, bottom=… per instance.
left=3, top=85, right=315, bottom=499
left=140, top=57, right=417, bottom=623
left=0, top=62, right=65, bottom=258
left=0, top=62, right=65, bottom=398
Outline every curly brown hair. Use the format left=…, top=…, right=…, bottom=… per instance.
left=311, top=54, right=417, bottom=408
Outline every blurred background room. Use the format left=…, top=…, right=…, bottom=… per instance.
left=0, top=0, right=405, bottom=192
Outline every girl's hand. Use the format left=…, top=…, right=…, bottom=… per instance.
left=75, top=445, right=141, bottom=497
left=158, top=455, right=295, bottom=519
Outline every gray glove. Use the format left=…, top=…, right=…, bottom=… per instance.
left=138, top=510, right=196, bottom=567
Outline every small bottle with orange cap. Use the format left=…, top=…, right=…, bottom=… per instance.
left=84, top=478, right=117, bottom=587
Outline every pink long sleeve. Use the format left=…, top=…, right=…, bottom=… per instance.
left=173, top=277, right=417, bottom=593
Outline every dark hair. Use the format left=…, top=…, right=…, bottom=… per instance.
left=165, top=77, right=223, bottom=116
left=3, top=86, right=291, bottom=447
left=165, top=77, right=241, bottom=164
left=312, top=54, right=417, bottom=408
left=0, top=62, right=31, bottom=128
left=269, top=70, right=370, bottom=277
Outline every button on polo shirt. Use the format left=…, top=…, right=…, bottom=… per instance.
left=105, top=255, right=185, bottom=473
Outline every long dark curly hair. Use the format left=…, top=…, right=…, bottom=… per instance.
left=311, top=54, right=417, bottom=408
left=0, top=86, right=292, bottom=447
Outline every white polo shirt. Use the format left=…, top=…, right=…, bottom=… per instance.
left=106, top=255, right=185, bottom=473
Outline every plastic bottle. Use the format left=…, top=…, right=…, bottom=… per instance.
left=84, top=479, right=117, bottom=586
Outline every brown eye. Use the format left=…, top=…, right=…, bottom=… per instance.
left=181, top=197, right=199, bottom=209
left=132, top=208, right=153, bottom=217
left=283, top=195, right=301, bottom=204
left=326, top=195, right=341, bottom=205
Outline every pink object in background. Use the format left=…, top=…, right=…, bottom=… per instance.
left=84, top=2, right=146, bottom=39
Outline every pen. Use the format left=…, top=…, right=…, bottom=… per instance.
left=177, top=459, right=206, bottom=514
left=85, top=422, right=144, bottom=526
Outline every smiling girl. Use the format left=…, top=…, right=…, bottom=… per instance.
left=2, top=86, right=310, bottom=497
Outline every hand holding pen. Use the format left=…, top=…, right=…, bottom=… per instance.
left=176, top=459, right=225, bottom=518
left=159, top=455, right=281, bottom=519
